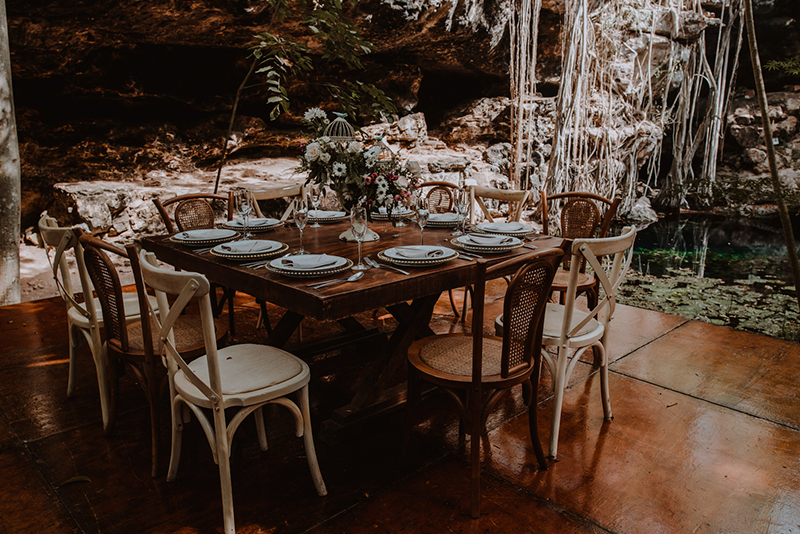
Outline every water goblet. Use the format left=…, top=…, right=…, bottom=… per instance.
left=235, top=189, right=253, bottom=239
left=309, top=189, right=322, bottom=228
left=416, top=197, right=430, bottom=245
left=294, top=198, right=309, bottom=255
left=452, top=188, right=470, bottom=236
left=350, top=206, right=369, bottom=271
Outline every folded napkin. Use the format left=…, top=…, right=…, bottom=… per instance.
left=375, top=207, right=412, bottom=216
left=482, top=221, right=528, bottom=232
left=394, top=246, right=446, bottom=259
left=310, top=210, right=345, bottom=218
left=465, top=234, right=513, bottom=246
left=177, top=229, right=224, bottom=240
left=429, top=212, right=460, bottom=222
left=231, top=217, right=276, bottom=227
left=218, top=240, right=276, bottom=254
left=280, top=254, right=338, bottom=270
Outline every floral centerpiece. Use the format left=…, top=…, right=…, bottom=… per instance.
left=297, top=108, right=420, bottom=219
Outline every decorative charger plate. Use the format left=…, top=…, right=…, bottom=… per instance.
left=265, top=254, right=353, bottom=278
left=425, top=213, right=461, bottom=227
left=371, top=208, right=413, bottom=221
left=210, top=240, right=288, bottom=261
left=378, top=245, right=458, bottom=267
left=450, top=234, right=523, bottom=253
left=170, top=228, right=238, bottom=246
left=475, top=221, right=535, bottom=236
left=308, top=210, right=348, bottom=223
left=223, top=217, right=282, bottom=232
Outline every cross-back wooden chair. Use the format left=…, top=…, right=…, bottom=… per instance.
left=154, top=192, right=235, bottom=234
left=406, top=245, right=567, bottom=518
left=417, top=180, right=458, bottom=213
left=78, top=231, right=228, bottom=477
left=249, top=183, right=306, bottom=221
left=469, top=185, right=530, bottom=225
left=154, top=191, right=240, bottom=333
left=496, top=227, right=637, bottom=459
left=38, top=214, right=158, bottom=431
left=138, top=249, right=327, bottom=533
left=540, top=191, right=621, bottom=308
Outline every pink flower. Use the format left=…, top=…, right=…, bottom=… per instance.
left=365, top=176, right=374, bottom=185
left=394, top=194, right=403, bottom=202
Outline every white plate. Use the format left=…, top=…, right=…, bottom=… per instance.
left=383, top=245, right=457, bottom=262
left=173, top=229, right=238, bottom=242
left=268, top=254, right=348, bottom=272
left=225, top=217, right=281, bottom=228
left=309, top=210, right=347, bottom=219
left=456, top=234, right=522, bottom=247
left=428, top=213, right=460, bottom=222
left=212, top=240, right=283, bottom=256
left=476, top=222, right=534, bottom=235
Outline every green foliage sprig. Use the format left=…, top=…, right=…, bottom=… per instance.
left=765, top=56, right=800, bottom=75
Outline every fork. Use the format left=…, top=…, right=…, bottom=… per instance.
left=366, top=257, right=410, bottom=275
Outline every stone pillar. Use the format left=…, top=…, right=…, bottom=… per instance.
left=0, top=0, right=20, bottom=305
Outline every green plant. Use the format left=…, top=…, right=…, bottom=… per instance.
left=765, top=56, right=800, bottom=75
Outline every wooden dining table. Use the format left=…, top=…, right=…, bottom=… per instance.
left=141, top=219, right=563, bottom=441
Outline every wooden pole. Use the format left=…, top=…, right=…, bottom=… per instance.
left=0, top=0, right=20, bottom=305
left=743, top=0, right=800, bottom=309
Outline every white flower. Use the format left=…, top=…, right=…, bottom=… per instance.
left=319, top=153, right=331, bottom=164
left=332, top=162, right=347, bottom=177
left=347, top=141, right=363, bottom=153
left=375, top=176, right=388, bottom=189
left=397, top=176, right=408, bottom=187
left=304, top=142, right=322, bottom=162
left=304, top=108, right=327, bottom=122
left=365, top=145, right=382, bottom=159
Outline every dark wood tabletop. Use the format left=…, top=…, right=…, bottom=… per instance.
left=140, top=220, right=563, bottom=322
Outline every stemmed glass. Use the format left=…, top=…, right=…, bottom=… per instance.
left=293, top=198, right=309, bottom=255
left=452, top=188, right=470, bottom=236
left=416, top=197, right=430, bottom=245
left=309, top=188, right=322, bottom=228
left=350, top=206, right=369, bottom=271
left=235, top=189, right=253, bottom=239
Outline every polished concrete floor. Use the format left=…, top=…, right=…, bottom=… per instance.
left=1, top=283, right=798, bottom=534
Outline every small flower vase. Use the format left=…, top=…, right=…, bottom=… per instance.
left=337, top=192, right=380, bottom=242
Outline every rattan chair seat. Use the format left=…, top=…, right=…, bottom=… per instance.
left=418, top=335, right=504, bottom=378
left=550, top=268, right=595, bottom=292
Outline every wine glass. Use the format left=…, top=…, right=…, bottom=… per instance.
left=294, top=198, right=309, bottom=255
left=309, top=188, right=322, bottom=228
left=416, top=197, right=430, bottom=245
left=235, top=189, right=253, bottom=239
left=452, top=188, right=470, bottom=236
left=350, top=206, right=369, bottom=271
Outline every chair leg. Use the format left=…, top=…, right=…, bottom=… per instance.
left=597, top=342, right=613, bottom=420
left=469, top=387, right=482, bottom=519
left=256, top=300, right=272, bottom=333
left=548, top=346, right=569, bottom=460
left=145, top=363, right=161, bottom=478
left=402, top=367, right=422, bottom=457
left=525, top=378, right=548, bottom=471
left=101, top=348, right=119, bottom=436
left=447, top=289, right=460, bottom=318
left=212, top=407, right=236, bottom=534
left=255, top=406, right=268, bottom=451
left=298, top=385, right=327, bottom=496
left=67, top=324, right=79, bottom=397
left=166, top=398, right=184, bottom=482
left=227, top=288, right=236, bottom=337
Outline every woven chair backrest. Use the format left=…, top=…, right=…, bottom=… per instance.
left=426, top=186, right=454, bottom=213
left=475, top=246, right=566, bottom=380
left=174, top=198, right=216, bottom=231
left=139, top=251, right=223, bottom=405
left=154, top=192, right=234, bottom=234
left=80, top=234, right=129, bottom=352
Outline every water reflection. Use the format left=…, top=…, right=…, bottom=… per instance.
left=619, top=215, right=797, bottom=283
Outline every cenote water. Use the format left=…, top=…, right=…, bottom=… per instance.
left=622, top=214, right=799, bottom=284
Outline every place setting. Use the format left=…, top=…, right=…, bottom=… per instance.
left=473, top=220, right=536, bottom=237
left=209, top=239, right=288, bottom=261
left=449, top=232, right=525, bottom=254
left=170, top=228, right=239, bottom=247
left=265, top=253, right=353, bottom=278
left=222, top=216, right=283, bottom=233
left=377, top=244, right=459, bottom=267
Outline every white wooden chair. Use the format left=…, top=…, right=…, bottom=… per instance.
left=249, top=183, right=307, bottom=221
left=138, top=250, right=327, bottom=534
left=37, top=214, right=156, bottom=431
left=469, top=185, right=530, bottom=225
left=497, top=226, right=637, bottom=459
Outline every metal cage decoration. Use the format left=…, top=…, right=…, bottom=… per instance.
left=323, top=114, right=356, bottom=143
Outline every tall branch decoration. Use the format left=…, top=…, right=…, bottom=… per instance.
left=509, top=0, right=543, bottom=190
left=543, top=0, right=743, bottom=219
